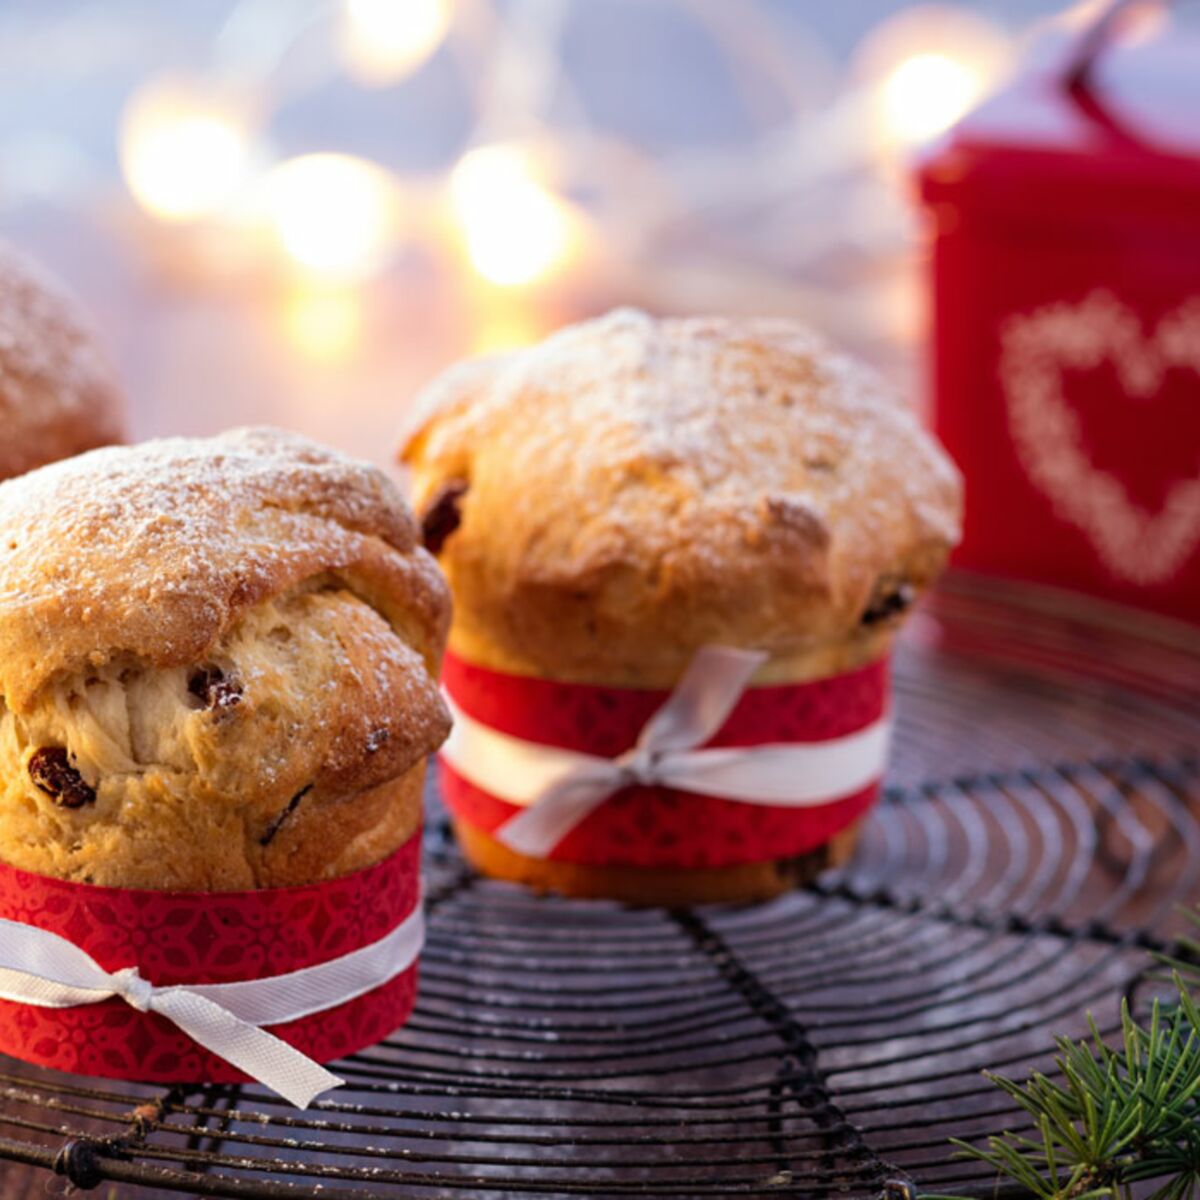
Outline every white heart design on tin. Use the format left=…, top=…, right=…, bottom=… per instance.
left=999, top=290, right=1200, bottom=585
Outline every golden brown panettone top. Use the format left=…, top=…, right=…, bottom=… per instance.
left=0, top=428, right=450, bottom=888
left=0, top=244, right=125, bottom=480
left=401, top=309, right=962, bottom=685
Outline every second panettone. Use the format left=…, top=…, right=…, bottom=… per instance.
left=401, top=309, right=962, bottom=905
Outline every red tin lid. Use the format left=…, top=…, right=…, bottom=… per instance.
left=918, top=13, right=1200, bottom=229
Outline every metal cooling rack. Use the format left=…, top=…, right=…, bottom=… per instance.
left=2, top=571, right=1199, bottom=1199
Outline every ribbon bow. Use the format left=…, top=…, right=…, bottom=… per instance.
left=0, top=903, right=424, bottom=1108
left=441, top=646, right=891, bottom=858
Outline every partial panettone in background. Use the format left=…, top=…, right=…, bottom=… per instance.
left=0, top=427, right=451, bottom=890
left=0, top=243, right=126, bottom=480
left=402, top=309, right=962, bottom=904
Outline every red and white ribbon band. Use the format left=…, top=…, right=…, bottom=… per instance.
left=0, top=902, right=424, bottom=1108
left=440, top=646, right=892, bottom=859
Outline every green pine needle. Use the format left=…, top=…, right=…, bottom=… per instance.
left=929, top=959, right=1200, bottom=1200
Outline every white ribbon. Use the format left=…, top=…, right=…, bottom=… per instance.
left=0, top=902, right=424, bottom=1108
left=441, top=646, right=892, bottom=858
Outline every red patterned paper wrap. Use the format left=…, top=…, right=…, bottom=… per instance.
left=0, top=833, right=420, bottom=1083
left=439, top=653, right=889, bottom=869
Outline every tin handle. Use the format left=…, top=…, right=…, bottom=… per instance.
left=1065, top=0, right=1169, bottom=90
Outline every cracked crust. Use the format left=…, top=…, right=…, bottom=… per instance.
left=0, top=428, right=450, bottom=888
left=0, top=243, right=126, bottom=481
left=401, top=309, right=962, bottom=686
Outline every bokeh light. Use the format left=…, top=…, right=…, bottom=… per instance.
left=469, top=297, right=548, bottom=355
left=120, top=79, right=252, bottom=222
left=450, top=145, right=579, bottom=288
left=856, top=6, right=1010, bottom=153
left=880, top=52, right=982, bottom=145
left=340, top=0, right=454, bottom=87
left=283, top=284, right=363, bottom=362
left=264, top=154, right=400, bottom=280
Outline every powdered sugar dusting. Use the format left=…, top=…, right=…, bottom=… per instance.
left=0, top=427, right=449, bottom=711
left=407, top=308, right=962, bottom=598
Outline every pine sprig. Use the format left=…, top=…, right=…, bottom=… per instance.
left=932, top=969, right=1200, bottom=1200
left=1155, top=908, right=1200, bottom=996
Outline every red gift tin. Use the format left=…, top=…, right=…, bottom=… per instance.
left=917, top=5, right=1200, bottom=623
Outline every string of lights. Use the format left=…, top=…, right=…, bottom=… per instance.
left=111, top=0, right=1113, bottom=367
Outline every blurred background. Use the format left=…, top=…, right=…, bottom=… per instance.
left=0, top=0, right=1136, bottom=464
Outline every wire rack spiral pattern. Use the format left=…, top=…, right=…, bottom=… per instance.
left=1, top=572, right=1199, bottom=1198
